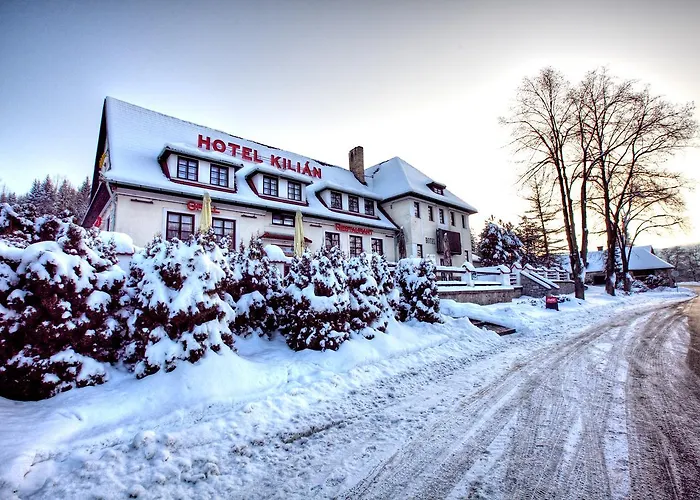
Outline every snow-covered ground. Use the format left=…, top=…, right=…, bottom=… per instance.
left=0, top=286, right=694, bottom=498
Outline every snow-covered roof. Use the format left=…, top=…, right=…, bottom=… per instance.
left=101, top=97, right=396, bottom=230
left=557, top=246, right=673, bottom=273
left=365, top=157, right=477, bottom=214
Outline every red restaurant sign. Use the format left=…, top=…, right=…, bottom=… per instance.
left=335, top=223, right=373, bottom=235
left=198, top=134, right=322, bottom=179
left=187, top=200, right=221, bottom=214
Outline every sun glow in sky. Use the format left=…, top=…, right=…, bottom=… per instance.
left=0, top=0, right=698, bottom=247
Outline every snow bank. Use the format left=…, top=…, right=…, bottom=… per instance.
left=0, top=285, right=694, bottom=496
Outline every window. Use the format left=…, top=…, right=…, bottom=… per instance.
left=166, top=212, right=194, bottom=240
left=177, top=157, right=198, bottom=181
left=212, top=218, right=235, bottom=240
left=272, top=212, right=294, bottom=226
left=263, top=175, right=278, bottom=197
left=348, top=195, right=359, bottom=213
left=364, top=199, right=375, bottom=216
left=431, top=186, right=444, bottom=195
left=416, top=244, right=423, bottom=258
left=439, top=209, right=445, bottom=224
left=450, top=211, right=455, bottom=226
left=325, top=232, right=340, bottom=248
left=331, top=191, right=342, bottom=210
left=462, top=214, right=466, bottom=229
left=414, top=201, right=421, bottom=218
left=287, top=181, right=302, bottom=201
left=210, top=164, right=229, bottom=187
left=371, top=238, right=383, bottom=255
left=349, top=235, right=363, bottom=257
left=428, top=206, right=434, bottom=221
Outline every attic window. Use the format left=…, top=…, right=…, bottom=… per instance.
left=428, top=182, right=446, bottom=195
left=177, top=157, right=198, bottom=181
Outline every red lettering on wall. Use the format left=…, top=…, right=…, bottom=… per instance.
left=198, top=134, right=211, bottom=150
left=253, top=150, right=264, bottom=163
left=213, top=139, right=226, bottom=153
left=270, top=155, right=281, bottom=168
left=187, top=200, right=221, bottom=214
left=312, top=167, right=322, bottom=179
left=335, top=223, right=373, bottom=235
left=228, top=142, right=240, bottom=157
left=241, top=147, right=253, bottom=161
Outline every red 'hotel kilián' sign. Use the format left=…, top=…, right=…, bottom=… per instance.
left=198, top=134, right=323, bottom=179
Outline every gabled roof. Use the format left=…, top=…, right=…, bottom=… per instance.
left=97, top=97, right=396, bottom=230
left=558, top=246, right=673, bottom=273
left=365, top=157, right=477, bottom=214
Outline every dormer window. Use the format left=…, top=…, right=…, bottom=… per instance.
left=348, top=195, right=359, bottom=213
left=428, top=181, right=446, bottom=195
left=263, top=175, right=278, bottom=197
left=177, top=157, right=198, bottom=181
left=331, top=191, right=342, bottom=210
left=210, top=164, right=229, bottom=187
left=364, top=199, right=375, bottom=216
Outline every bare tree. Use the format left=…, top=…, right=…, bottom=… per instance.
left=580, top=69, right=697, bottom=293
left=616, top=170, right=688, bottom=290
left=501, top=68, right=586, bottom=298
left=521, top=171, right=565, bottom=265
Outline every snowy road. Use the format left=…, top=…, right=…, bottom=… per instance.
left=11, top=291, right=700, bottom=499
left=343, top=298, right=700, bottom=500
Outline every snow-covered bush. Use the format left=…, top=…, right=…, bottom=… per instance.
left=123, top=231, right=236, bottom=378
left=394, top=258, right=442, bottom=323
left=226, top=237, right=281, bottom=338
left=370, top=252, right=399, bottom=315
left=278, top=248, right=351, bottom=351
left=0, top=223, right=127, bottom=400
left=0, top=203, right=36, bottom=247
left=344, top=253, right=388, bottom=338
left=643, top=273, right=674, bottom=289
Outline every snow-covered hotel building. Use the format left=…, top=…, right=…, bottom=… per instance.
left=84, top=98, right=477, bottom=265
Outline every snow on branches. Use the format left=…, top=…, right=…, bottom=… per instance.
left=477, top=218, right=523, bottom=267
left=0, top=221, right=126, bottom=400
left=225, top=237, right=281, bottom=339
left=278, top=247, right=351, bottom=351
left=394, top=258, right=442, bottom=324
left=123, top=231, right=236, bottom=378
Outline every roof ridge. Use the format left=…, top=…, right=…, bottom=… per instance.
left=105, top=96, right=342, bottom=169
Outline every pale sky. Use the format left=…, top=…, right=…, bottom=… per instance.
left=0, top=0, right=698, bottom=247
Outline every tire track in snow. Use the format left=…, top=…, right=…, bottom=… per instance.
left=342, top=300, right=699, bottom=500
left=625, top=304, right=700, bottom=500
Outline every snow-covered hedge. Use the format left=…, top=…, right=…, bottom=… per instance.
left=123, top=232, right=236, bottom=378
left=394, top=258, right=442, bottom=323
left=345, top=253, right=390, bottom=338
left=279, top=248, right=351, bottom=351
left=0, top=222, right=127, bottom=400
left=226, top=237, right=281, bottom=339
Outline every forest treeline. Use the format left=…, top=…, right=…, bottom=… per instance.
left=0, top=175, right=91, bottom=221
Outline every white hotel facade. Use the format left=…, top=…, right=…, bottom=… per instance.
left=84, top=98, right=478, bottom=266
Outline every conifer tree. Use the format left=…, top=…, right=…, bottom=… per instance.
left=394, top=258, right=441, bottom=323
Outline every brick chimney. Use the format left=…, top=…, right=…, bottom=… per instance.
left=349, top=146, right=365, bottom=184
